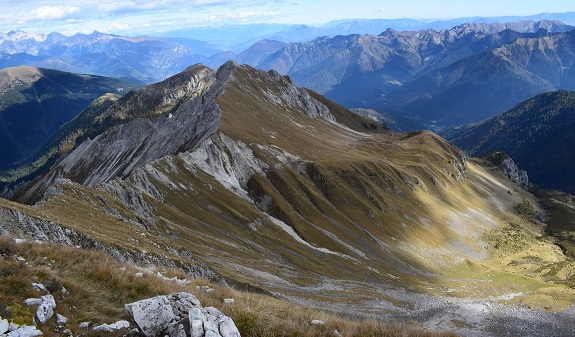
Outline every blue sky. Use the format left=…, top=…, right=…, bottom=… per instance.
left=1, top=0, right=574, bottom=36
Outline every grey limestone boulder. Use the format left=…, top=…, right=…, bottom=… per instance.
left=125, top=295, right=176, bottom=337
left=36, top=295, right=56, bottom=325
left=55, top=314, right=68, bottom=326
left=77, top=322, right=90, bottom=329
left=5, top=325, right=43, bottom=337
left=0, top=318, right=8, bottom=335
left=31, top=284, right=47, bottom=293
left=92, top=320, right=130, bottom=333
left=23, top=299, right=42, bottom=306
left=125, top=292, right=240, bottom=337
left=189, top=307, right=240, bottom=337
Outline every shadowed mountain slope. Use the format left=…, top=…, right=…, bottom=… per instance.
left=2, top=62, right=575, bottom=336
left=0, top=66, right=141, bottom=170
left=445, top=90, right=575, bottom=194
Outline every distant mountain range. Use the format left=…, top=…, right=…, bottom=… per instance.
left=241, top=20, right=575, bottom=130
left=380, top=28, right=575, bottom=129
left=234, top=19, right=574, bottom=71
left=0, top=31, right=222, bottom=83
left=160, top=11, right=575, bottom=49
left=444, top=90, right=575, bottom=194
left=2, top=14, right=575, bottom=138
left=0, top=66, right=141, bottom=173
left=1, top=12, right=574, bottom=79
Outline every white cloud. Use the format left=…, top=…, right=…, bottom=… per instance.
left=0, top=0, right=296, bottom=33
left=227, top=10, right=281, bottom=21
left=26, top=6, right=80, bottom=21
left=96, top=1, right=169, bottom=13
left=109, top=22, right=134, bottom=30
left=96, top=2, right=136, bottom=13
left=95, top=0, right=235, bottom=13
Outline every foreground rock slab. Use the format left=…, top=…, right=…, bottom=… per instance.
left=125, top=292, right=240, bottom=337
left=0, top=315, right=43, bottom=337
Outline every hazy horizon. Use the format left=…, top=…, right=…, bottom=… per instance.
left=1, top=1, right=574, bottom=37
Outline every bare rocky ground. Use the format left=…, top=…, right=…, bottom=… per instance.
left=392, top=293, right=575, bottom=337
left=280, top=280, right=575, bottom=337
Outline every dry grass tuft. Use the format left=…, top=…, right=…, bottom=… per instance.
left=0, top=236, right=186, bottom=329
left=0, top=235, right=458, bottom=337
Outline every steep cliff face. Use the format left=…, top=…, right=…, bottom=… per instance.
left=15, top=64, right=223, bottom=203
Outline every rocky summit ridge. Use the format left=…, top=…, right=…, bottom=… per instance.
left=14, top=61, right=344, bottom=204
left=1, top=61, right=575, bottom=336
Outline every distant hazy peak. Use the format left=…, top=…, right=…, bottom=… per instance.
left=0, top=30, right=47, bottom=42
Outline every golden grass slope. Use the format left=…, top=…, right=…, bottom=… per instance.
left=0, top=237, right=458, bottom=337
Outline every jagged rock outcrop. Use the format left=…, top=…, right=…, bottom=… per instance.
left=125, top=292, right=240, bottom=337
left=483, top=152, right=529, bottom=187
left=0, top=208, right=219, bottom=281
left=504, top=160, right=529, bottom=187
left=16, top=67, right=221, bottom=203
left=266, top=69, right=335, bottom=121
